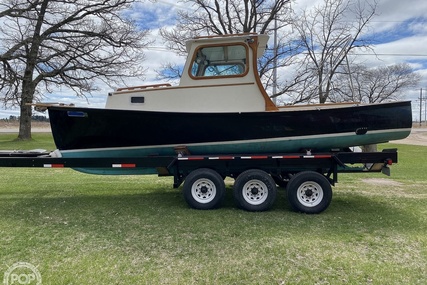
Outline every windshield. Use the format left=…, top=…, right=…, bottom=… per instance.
left=190, top=44, right=248, bottom=78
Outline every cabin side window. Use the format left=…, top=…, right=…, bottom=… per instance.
left=190, top=44, right=248, bottom=78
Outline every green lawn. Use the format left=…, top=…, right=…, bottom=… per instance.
left=0, top=132, right=56, bottom=150
left=0, top=133, right=426, bottom=284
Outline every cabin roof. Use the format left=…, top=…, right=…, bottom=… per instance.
left=185, top=33, right=269, bottom=59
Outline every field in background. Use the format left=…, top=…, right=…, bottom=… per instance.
left=0, top=134, right=426, bottom=284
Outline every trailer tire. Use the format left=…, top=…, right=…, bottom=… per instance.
left=287, top=171, right=332, bottom=214
left=183, top=168, right=225, bottom=210
left=233, top=169, right=277, bottom=211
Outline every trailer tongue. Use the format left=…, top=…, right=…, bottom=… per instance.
left=0, top=148, right=398, bottom=214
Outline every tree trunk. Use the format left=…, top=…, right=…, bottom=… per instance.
left=18, top=79, right=34, bottom=140
left=16, top=0, right=48, bottom=141
left=18, top=78, right=36, bottom=140
left=18, top=102, right=32, bottom=140
left=361, top=144, right=377, bottom=152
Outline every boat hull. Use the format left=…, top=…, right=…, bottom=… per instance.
left=47, top=101, right=412, bottom=175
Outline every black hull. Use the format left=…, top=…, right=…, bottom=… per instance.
left=48, top=101, right=412, bottom=154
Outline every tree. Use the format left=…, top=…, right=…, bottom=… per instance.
left=160, top=0, right=291, bottom=52
left=330, top=63, right=421, bottom=103
left=158, top=0, right=297, bottom=93
left=0, top=0, right=150, bottom=140
left=285, top=0, right=377, bottom=104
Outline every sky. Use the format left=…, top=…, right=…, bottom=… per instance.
left=1, top=0, right=427, bottom=120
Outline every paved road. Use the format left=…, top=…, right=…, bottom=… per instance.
left=0, top=127, right=51, bottom=133
left=391, top=127, right=427, bottom=146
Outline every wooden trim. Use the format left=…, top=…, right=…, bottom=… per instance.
left=112, top=82, right=256, bottom=95
left=116, top=83, right=171, bottom=92
left=278, top=102, right=361, bottom=109
left=27, top=103, right=75, bottom=107
left=193, top=33, right=257, bottom=40
left=247, top=37, right=278, bottom=111
left=27, top=102, right=75, bottom=112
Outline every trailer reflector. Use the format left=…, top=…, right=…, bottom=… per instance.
left=251, top=156, right=268, bottom=159
left=302, top=155, right=332, bottom=159
left=241, top=156, right=268, bottom=159
left=272, top=155, right=332, bottom=159
left=219, top=156, right=234, bottom=160
left=208, top=156, right=234, bottom=160
left=112, top=163, right=136, bottom=168
left=178, top=157, right=204, bottom=161
left=44, top=164, right=64, bottom=168
left=280, top=155, right=300, bottom=159
left=314, top=155, right=333, bottom=159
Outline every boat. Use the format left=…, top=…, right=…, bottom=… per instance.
left=45, top=33, right=412, bottom=175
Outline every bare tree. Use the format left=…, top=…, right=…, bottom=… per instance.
left=330, top=63, right=421, bottom=103
left=160, top=0, right=291, bottom=52
left=288, top=0, right=377, bottom=103
left=0, top=0, right=150, bottom=140
left=156, top=62, right=183, bottom=82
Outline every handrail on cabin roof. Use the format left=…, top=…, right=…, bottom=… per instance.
left=193, top=33, right=258, bottom=40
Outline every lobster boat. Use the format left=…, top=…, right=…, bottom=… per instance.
left=45, top=33, right=412, bottom=175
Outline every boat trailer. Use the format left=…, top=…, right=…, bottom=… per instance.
left=0, top=149, right=398, bottom=214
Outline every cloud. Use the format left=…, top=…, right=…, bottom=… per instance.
left=1, top=0, right=427, bottom=119
left=374, top=0, right=427, bottom=23
left=375, top=35, right=427, bottom=58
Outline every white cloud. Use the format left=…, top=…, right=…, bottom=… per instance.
left=375, top=0, right=427, bottom=22
left=375, top=35, right=427, bottom=58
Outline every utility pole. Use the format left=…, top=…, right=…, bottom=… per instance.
left=420, top=88, right=423, bottom=127
left=272, top=17, right=278, bottom=104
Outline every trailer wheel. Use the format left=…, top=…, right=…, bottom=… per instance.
left=287, top=171, right=332, bottom=214
left=233, top=169, right=277, bottom=211
left=183, top=168, right=225, bottom=210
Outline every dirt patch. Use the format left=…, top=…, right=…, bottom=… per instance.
left=0, top=121, right=50, bottom=132
left=361, top=178, right=403, bottom=186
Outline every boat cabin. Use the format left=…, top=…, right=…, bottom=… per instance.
left=106, top=34, right=278, bottom=112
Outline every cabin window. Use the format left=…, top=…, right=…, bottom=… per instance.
left=190, top=44, right=248, bottom=78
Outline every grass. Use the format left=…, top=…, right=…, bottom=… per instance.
left=0, top=133, right=426, bottom=284
left=0, top=132, right=56, bottom=150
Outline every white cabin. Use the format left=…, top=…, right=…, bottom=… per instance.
left=105, top=34, right=278, bottom=112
